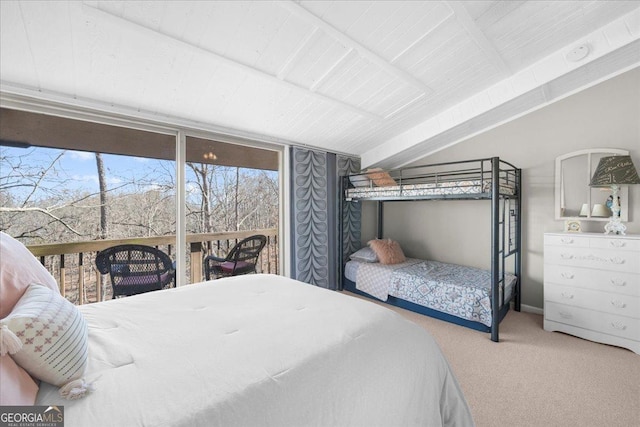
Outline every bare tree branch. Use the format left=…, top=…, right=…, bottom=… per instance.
left=0, top=206, right=83, bottom=236
left=21, top=151, right=66, bottom=208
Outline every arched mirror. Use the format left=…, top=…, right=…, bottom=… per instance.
left=555, top=148, right=629, bottom=221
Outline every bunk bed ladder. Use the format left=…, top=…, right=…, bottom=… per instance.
left=514, top=168, right=522, bottom=311
left=490, top=157, right=500, bottom=342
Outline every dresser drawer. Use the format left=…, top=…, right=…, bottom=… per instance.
left=545, top=233, right=640, bottom=251
left=545, top=246, right=640, bottom=274
left=545, top=284, right=640, bottom=317
left=545, top=301, right=640, bottom=342
left=589, top=237, right=640, bottom=252
left=544, top=234, right=589, bottom=248
left=544, top=264, right=640, bottom=297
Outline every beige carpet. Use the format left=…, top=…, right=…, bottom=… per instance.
left=344, top=293, right=640, bottom=427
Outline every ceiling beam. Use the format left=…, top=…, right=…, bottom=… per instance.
left=445, top=1, right=511, bottom=77
left=390, top=8, right=454, bottom=64
left=276, top=27, right=320, bottom=80
left=278, top=0, right=433, bottom=97
left=82, top=3, right=382, bottom=121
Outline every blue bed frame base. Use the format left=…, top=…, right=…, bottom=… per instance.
left=343, top=278, right=511, bottom=333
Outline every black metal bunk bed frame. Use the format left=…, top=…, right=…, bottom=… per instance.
left=338, top=157, right=522, bottom=342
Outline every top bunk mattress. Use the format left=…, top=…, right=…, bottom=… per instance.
left=345, top=179, right=516, bottom=200
left=343, top=157, right=519, bottom=201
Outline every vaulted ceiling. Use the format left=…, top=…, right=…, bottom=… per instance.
left=1, top=1, right=638, bottom=168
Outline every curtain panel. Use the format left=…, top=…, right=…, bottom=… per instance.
left=337, top=156, right=361, bottom=266
left=289, top=147, right=360, bottom=290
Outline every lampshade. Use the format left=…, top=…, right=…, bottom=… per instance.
left=589, top=155, right=639, bottom=235
left=590, top=156, right=640, bottom=187
left=591, top=204, right=611, bottom=217
left=579, top=203, right=589, bottom=216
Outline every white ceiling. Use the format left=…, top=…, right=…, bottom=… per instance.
left=1, top=1, right=639, bottom=168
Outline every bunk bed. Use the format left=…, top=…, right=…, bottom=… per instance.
left=339, top=157, right=522, bottom=342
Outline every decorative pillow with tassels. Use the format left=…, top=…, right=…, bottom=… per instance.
left=0, top=284, right=93, bottom=400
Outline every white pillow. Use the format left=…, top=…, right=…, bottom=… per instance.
left=0, top=284, right=92, bottom=400
left=349, top=247, right=379, bottom=263
left=349, top=174, right=371, bottom=188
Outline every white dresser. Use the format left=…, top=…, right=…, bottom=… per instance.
left=544, top=232, right=640, bottom=354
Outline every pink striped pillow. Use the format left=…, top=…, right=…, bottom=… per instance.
left=0, top=284, right=92, bottom=400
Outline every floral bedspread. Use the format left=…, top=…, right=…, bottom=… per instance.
left=353, top=259, right=422, bottom=301
left=388, top=260, right=516, bottom=327
left=347, top=259, right=516, bottom=327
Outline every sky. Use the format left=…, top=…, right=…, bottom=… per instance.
left=1, top=145, right=169, bottom=200
left=1, top=145, right=277, bottom=204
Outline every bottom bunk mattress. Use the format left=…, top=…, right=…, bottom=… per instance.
left=35, top=274, right=473, bottom=427
left=345, top=258, right=517, bottom=327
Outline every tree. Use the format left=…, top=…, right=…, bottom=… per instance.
left=187, top=162, right=214, bottom=233
left=0, top=148, right=85, bottom=240
left=1, top=147, right=279, bottom=244
left=95, top=153, right=108, bottom=239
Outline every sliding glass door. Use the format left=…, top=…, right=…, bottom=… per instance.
left=0, top=108, right=177, bottom=302
left=0, top=107, right=283, bottom=297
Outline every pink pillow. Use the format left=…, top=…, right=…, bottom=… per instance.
left=366, top=168, right=396, bottom=187
left=0, top=355, right=38, bottom=405
left=0, top=232, right=60, bottom=319
left=368, top=239, right=406, bottom=265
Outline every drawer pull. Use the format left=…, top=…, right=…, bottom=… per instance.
left=608, top=240, right=626, bottom=248
left=609, top=257, right=625, bottom=265
left=560, top=237, right=574, bottom=244
left=560, top=272, right=574, bottom=280
left=610, top=321, right=627, bottom=331
left=561, top=292, right=574, bottom=299
left=559, top=312, right=573, bottom=319
left=610, top=279, right=627, bottom=287
left=560, top=253, right=574, bottom=260
left=610, top=300, right=626, bottom=309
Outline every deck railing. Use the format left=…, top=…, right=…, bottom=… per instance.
left=27, top=229, right=278, bottom=305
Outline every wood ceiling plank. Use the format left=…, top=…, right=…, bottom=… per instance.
left=446, top=1, right=511, bottom=76
left=280, top=0, right=432, bottom=95
left=0, top=2, right=39, bottom=87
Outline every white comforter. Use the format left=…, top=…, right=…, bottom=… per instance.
left=36, top=274, right=473, bottom=427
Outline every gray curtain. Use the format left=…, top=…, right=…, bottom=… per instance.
left=337, top=155, right=361, bottom=266
left=289, top=147, right=361, bottom=289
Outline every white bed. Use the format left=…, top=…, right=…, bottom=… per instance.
left=36, top=274, right=473, bottom=427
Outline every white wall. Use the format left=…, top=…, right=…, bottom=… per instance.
left=362, top=67, right=640, bottom=310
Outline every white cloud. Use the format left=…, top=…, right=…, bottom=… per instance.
left=71, top=174, right=121, bottom=185
left=72, top=174, right=97, bottom=183
left=67, top=151, right=95, bottom=161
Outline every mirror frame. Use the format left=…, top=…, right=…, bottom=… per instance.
left=554, top=148, right=629, bottom=222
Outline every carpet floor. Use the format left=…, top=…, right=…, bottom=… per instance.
left=344, top=293, right=640, bottom=427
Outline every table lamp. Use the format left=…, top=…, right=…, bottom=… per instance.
left=589, top=155, right=640, bottom=235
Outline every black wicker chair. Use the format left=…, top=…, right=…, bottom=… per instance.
left=95, top=244, right=175, bottom=298
left=204, top=235, right=267, bottom=280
